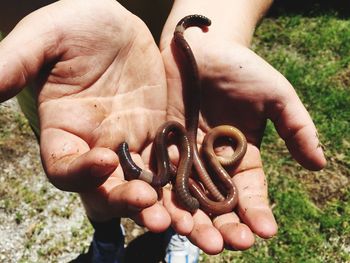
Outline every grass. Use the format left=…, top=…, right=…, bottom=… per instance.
left=0, top=102, right=93, bottom=262
left=1, top=6, right=349, bottom=263
left=203, top=10, right=350, bottom=263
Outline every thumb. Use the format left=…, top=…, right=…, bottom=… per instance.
left=0, top=8, right=60, bottom=102
left=41, top=128, right=119, bottom=192
left=268, top=76, right=327, bottom=171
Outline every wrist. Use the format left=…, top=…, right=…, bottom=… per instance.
left=160, top=0, right=272, bottom=49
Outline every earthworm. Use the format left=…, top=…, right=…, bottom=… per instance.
left=117, top=15, right=247, bottom=215
left=174, top=15, right=247, bottom=214
left=117, top=121, right=199, bottom=212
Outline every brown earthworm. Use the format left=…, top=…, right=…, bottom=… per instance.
left=117, top=15, right=247, bottom=215
left=117, top=121, right=200, bottom=212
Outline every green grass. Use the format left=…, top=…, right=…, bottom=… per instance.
left=203, top=12, right=350, bottom=263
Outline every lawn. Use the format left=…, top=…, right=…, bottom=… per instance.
left=0, top=2, right=349, bottom=263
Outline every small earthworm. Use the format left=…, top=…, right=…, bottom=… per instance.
left=117, top=15, right=247, bottom=215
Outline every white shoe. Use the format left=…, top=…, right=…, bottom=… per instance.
left=164, top=228, right=200, bottom=263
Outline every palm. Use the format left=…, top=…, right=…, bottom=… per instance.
left=193, top=41, right=325, bottom=170
left=39, top=26, right=166, bottom=151
left=163, top=41, right=275, bottom=176
left=167, top=41, right=288, bottom=146
left=38, top=14, right=167, bottom=191
left=202, top=47, right=271, bottom=139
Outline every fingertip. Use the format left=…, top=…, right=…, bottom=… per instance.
left=303, top=147, right=327, bottom=171
left=185, top=210, right=224, bottom=254
left=132, top=204, right=171, bottom=233
left=114, top=180, right=158, bottom=209
left=213, top=213, right=255, bottom=251
left=285, top=128, right=327, bottom=171
left=99, top=179, right=159, bottom=220
left=308, top=142, right=327, bottom=171
left=221, top=223, right=255, bottom=251
left=272, top=97, right=327, bottom=171
left=162, top=189, right=194, bottom=235
left=65, top=147, right=118, bottom=191
left=242, top=208, right=278, bottom=239
left=254, top=218, right=278, bottom=239
left=172, top=213, right=194, bottom=236
left=189, top=221, right=223, bottom=255
left=89, top=147, right=119, bottom=176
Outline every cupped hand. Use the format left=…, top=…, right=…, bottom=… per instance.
left=160, top=30, right=326, bottom=254
left=0, top=0, right=171, bottom=231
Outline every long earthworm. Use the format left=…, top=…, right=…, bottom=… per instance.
left=117, top=15, right=247, bottom=215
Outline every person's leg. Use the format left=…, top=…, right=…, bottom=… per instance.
left=90, top=218, right=125, bottom=263
left=124, top=227, right=200, bottom=263
left=72, top=217, right=125, bottom=263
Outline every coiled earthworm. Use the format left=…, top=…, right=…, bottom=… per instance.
left=117, top=121, right=200, bottom=212
left=117, top=15, right=247, bottom=215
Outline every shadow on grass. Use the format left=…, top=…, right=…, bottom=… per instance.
left=268, top=0, right=350, bottom=18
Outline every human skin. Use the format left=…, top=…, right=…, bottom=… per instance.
left=159, top=0, right=327, bottom=253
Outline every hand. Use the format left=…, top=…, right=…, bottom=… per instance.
left=0, top=0, right=171, bottom=231
left=159, top=30, right=326, bottom=253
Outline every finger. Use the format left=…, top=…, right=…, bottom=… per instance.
left=131, top=203, right=171, bottom=233
left=268, top=76, right=326, bottom=170
left=234, top=145, right=278, bottom=239
left=104, top=175, right=159, bottom=213
left=81, top=175, right=167, bottom=230
left=0, top=8, right=60, bottom=101
left=162, top=188, right=194, bottom=235
left=41, top=128, right=118, bottom=191
left=105, top=178, right=171, bottom=232
left=213, top=213, right=255, bottom=251
left=188, top=210, right=224, bottom=255
left=104, top=155, right=171, bottom=233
